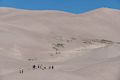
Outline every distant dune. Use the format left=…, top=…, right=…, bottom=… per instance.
left=0, top=8, right=120, bottom=80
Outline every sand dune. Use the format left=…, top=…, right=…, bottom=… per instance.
left=0, top=7, right=120, bottom=80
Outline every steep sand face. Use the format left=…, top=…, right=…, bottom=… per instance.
left=0, top=8, right=120, bottom=80
left=0, top=8, right=120, bottom=40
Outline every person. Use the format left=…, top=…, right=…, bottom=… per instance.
left=38, top=65, right=40, bottom=68
left=21, top=69, right=24, bottom=74
left=19, top=69, right=22, bottom=74
left=51, top=66, right=54, bottom=69
left=44, top=67, right=46, bottom=70
left=33, top=65, right=36, bottom=69
left=49, top=66, right=51, bottom=69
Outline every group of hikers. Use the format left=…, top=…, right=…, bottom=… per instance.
left=19, top=64, right=54, bottom=74
left=32, top=64, right=54, bottom=70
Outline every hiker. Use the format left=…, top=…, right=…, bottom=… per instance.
left=19, top=69, right=22, bottom=74
left=33, top=65, right=36, bottom=69
left=38, top=65, right=40, bottom=68
left=21, top=69, right=24, bottom=74
left=49, top=66, right=51, bottom=69
left=51, top=66, right=54, bottom=69
left=44, top=67, right=46, bottom=70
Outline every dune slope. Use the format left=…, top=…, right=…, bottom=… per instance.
left=0, top=8, right=120, bottom=80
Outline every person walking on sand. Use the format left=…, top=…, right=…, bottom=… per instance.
left=51, top=66, right=54, bottom=69
left=33, top=65, right=36, bottom=70
left=21, top=69, right=24, bottom=74
left=49, top=66, right=51, bottom=69
left=38, top=65, right=40, bottom=68
left=19, top=69, right=22, bottom=74
left=44, top=67, right=46, bottom=70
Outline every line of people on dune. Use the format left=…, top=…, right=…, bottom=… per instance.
left=19, top=64, right=54, bottom=74
left=33, top=64, right=54, bottom=70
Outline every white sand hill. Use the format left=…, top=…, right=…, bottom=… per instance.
left=0, top=7, right=120, bottom=80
